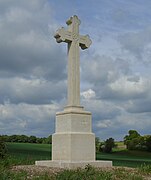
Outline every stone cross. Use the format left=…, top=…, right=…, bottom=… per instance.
left=54, top=15, right=92, bottom=107
left=36, top=15, right=112, bottom=168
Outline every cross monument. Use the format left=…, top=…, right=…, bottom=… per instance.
left=36, top=15, right=112, bottom=169
left=54, top=15, right=91, bottom=107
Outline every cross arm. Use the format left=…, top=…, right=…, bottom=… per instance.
left=79, top=35, right=92, bottom=50
left=54, top=27, right=72, bottom=43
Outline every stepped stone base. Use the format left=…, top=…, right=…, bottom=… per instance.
left=35, top=160, right=112, bottom=169
left=35, top=106, right=112, bottom=169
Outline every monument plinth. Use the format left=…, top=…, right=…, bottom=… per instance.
left=35, top=15, right=112, bottom=169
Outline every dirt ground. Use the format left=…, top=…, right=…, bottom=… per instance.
left=11, top=165, right=151, bottom=180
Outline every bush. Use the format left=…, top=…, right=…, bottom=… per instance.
left=124, top=130, right=145, bottom=150
left=95, top=137, right=101, bottom=153
left=101, top=138, right=115, bottom=153
left=146, top=136, right=151, bottom=152
left=124, top=130, right=151, bottom=151
left=0, top=136, right=7, bottom=159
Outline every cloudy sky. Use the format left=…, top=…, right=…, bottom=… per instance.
left=0, top=0, right=151, bottom=140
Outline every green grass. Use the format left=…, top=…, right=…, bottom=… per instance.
left=1, top=161, right=150, bottom=180
left=115, top=141, right=125, bottom=146
left=1, top=143, right=151, bottom=180
left=8, top=142, right=51, bottom=157
left=6, top=142, right=151, bottom=168
left=97, top=149, right=151, bottom=167
left=55, top=165, right=113, bottom=180
left=97, top=141, right=151, bottom=167
left=6, top=143, right=51, bottom=165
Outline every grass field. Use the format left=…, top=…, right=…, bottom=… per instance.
left=6, top=142, right=151, bottom=168
left=6, top=143, right=51, bottom=165
left=1, top=143, right=151, bottom=179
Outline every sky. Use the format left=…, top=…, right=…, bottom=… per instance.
left=0, top=0, right=151, bottom=140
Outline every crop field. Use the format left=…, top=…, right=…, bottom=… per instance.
left=7, top=142, right=151, bottom=168
left=0, top=142, right=151, bottom=179
left=6, top=143, right=51, bottom=165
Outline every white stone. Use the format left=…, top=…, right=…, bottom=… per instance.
left=52, top=106, right=95, bottom=162
left=52, top=133, right=95, bottom=161
left=35, top=15, right=112, bottom=169
left=54, top=15, right=92, bottom=106
left=56, top=108, right=92, bottom=133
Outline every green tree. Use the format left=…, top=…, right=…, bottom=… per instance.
left=0, top=136, right=7, bottom=159
left=18, top=135, right=29, bottom=143
left=145, top=135, right=151, bottom=152
left=36, top=137, right=43, bottom=144
left=95, top=137, right=101, bottom=153
left=9, top=135, right=19, bottom=142
left=28, top=136, right=37, bottom=143
left=104, top=138, right=115, bottom=153
left=42, top=135, right=52, bottom=144
left=124, top=130, right=141, bottom=150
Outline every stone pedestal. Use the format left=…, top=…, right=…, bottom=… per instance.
left=52, top=106, right=95, bottom=162
left=35, top=106, right=112, bottom=169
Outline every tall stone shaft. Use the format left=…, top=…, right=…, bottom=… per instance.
left=54, top=15, right=92, bottom=107
left=67, top=16, right=80, bottom=106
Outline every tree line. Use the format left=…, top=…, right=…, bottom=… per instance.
left=0, top=134, right=52, bottom=144
left=95, top=137, right=116, bottom=153
left=96, top=129, right=151, bottom=153
left=0, top=134, right=52, bottom=158
left=124, top=130, right=151, bottom=152
left=1, top=129, right=151, bottom=159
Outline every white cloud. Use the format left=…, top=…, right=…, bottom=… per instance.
left=81, top=89, right=95, bottom=99
left=82, top=98, right=121, bottom=121
left=0, top=0, right=66, bottom=80
left=96, top=120, right=112, bottom=129
left=0, top=0, right=151, bottom=140
left=0, top=102, right=59, bottom=136
left=118, top=26, right=151, bottom=64
left=0, top=77, right=66, bottom=104
left=109, top=76, right=149, bottom=99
